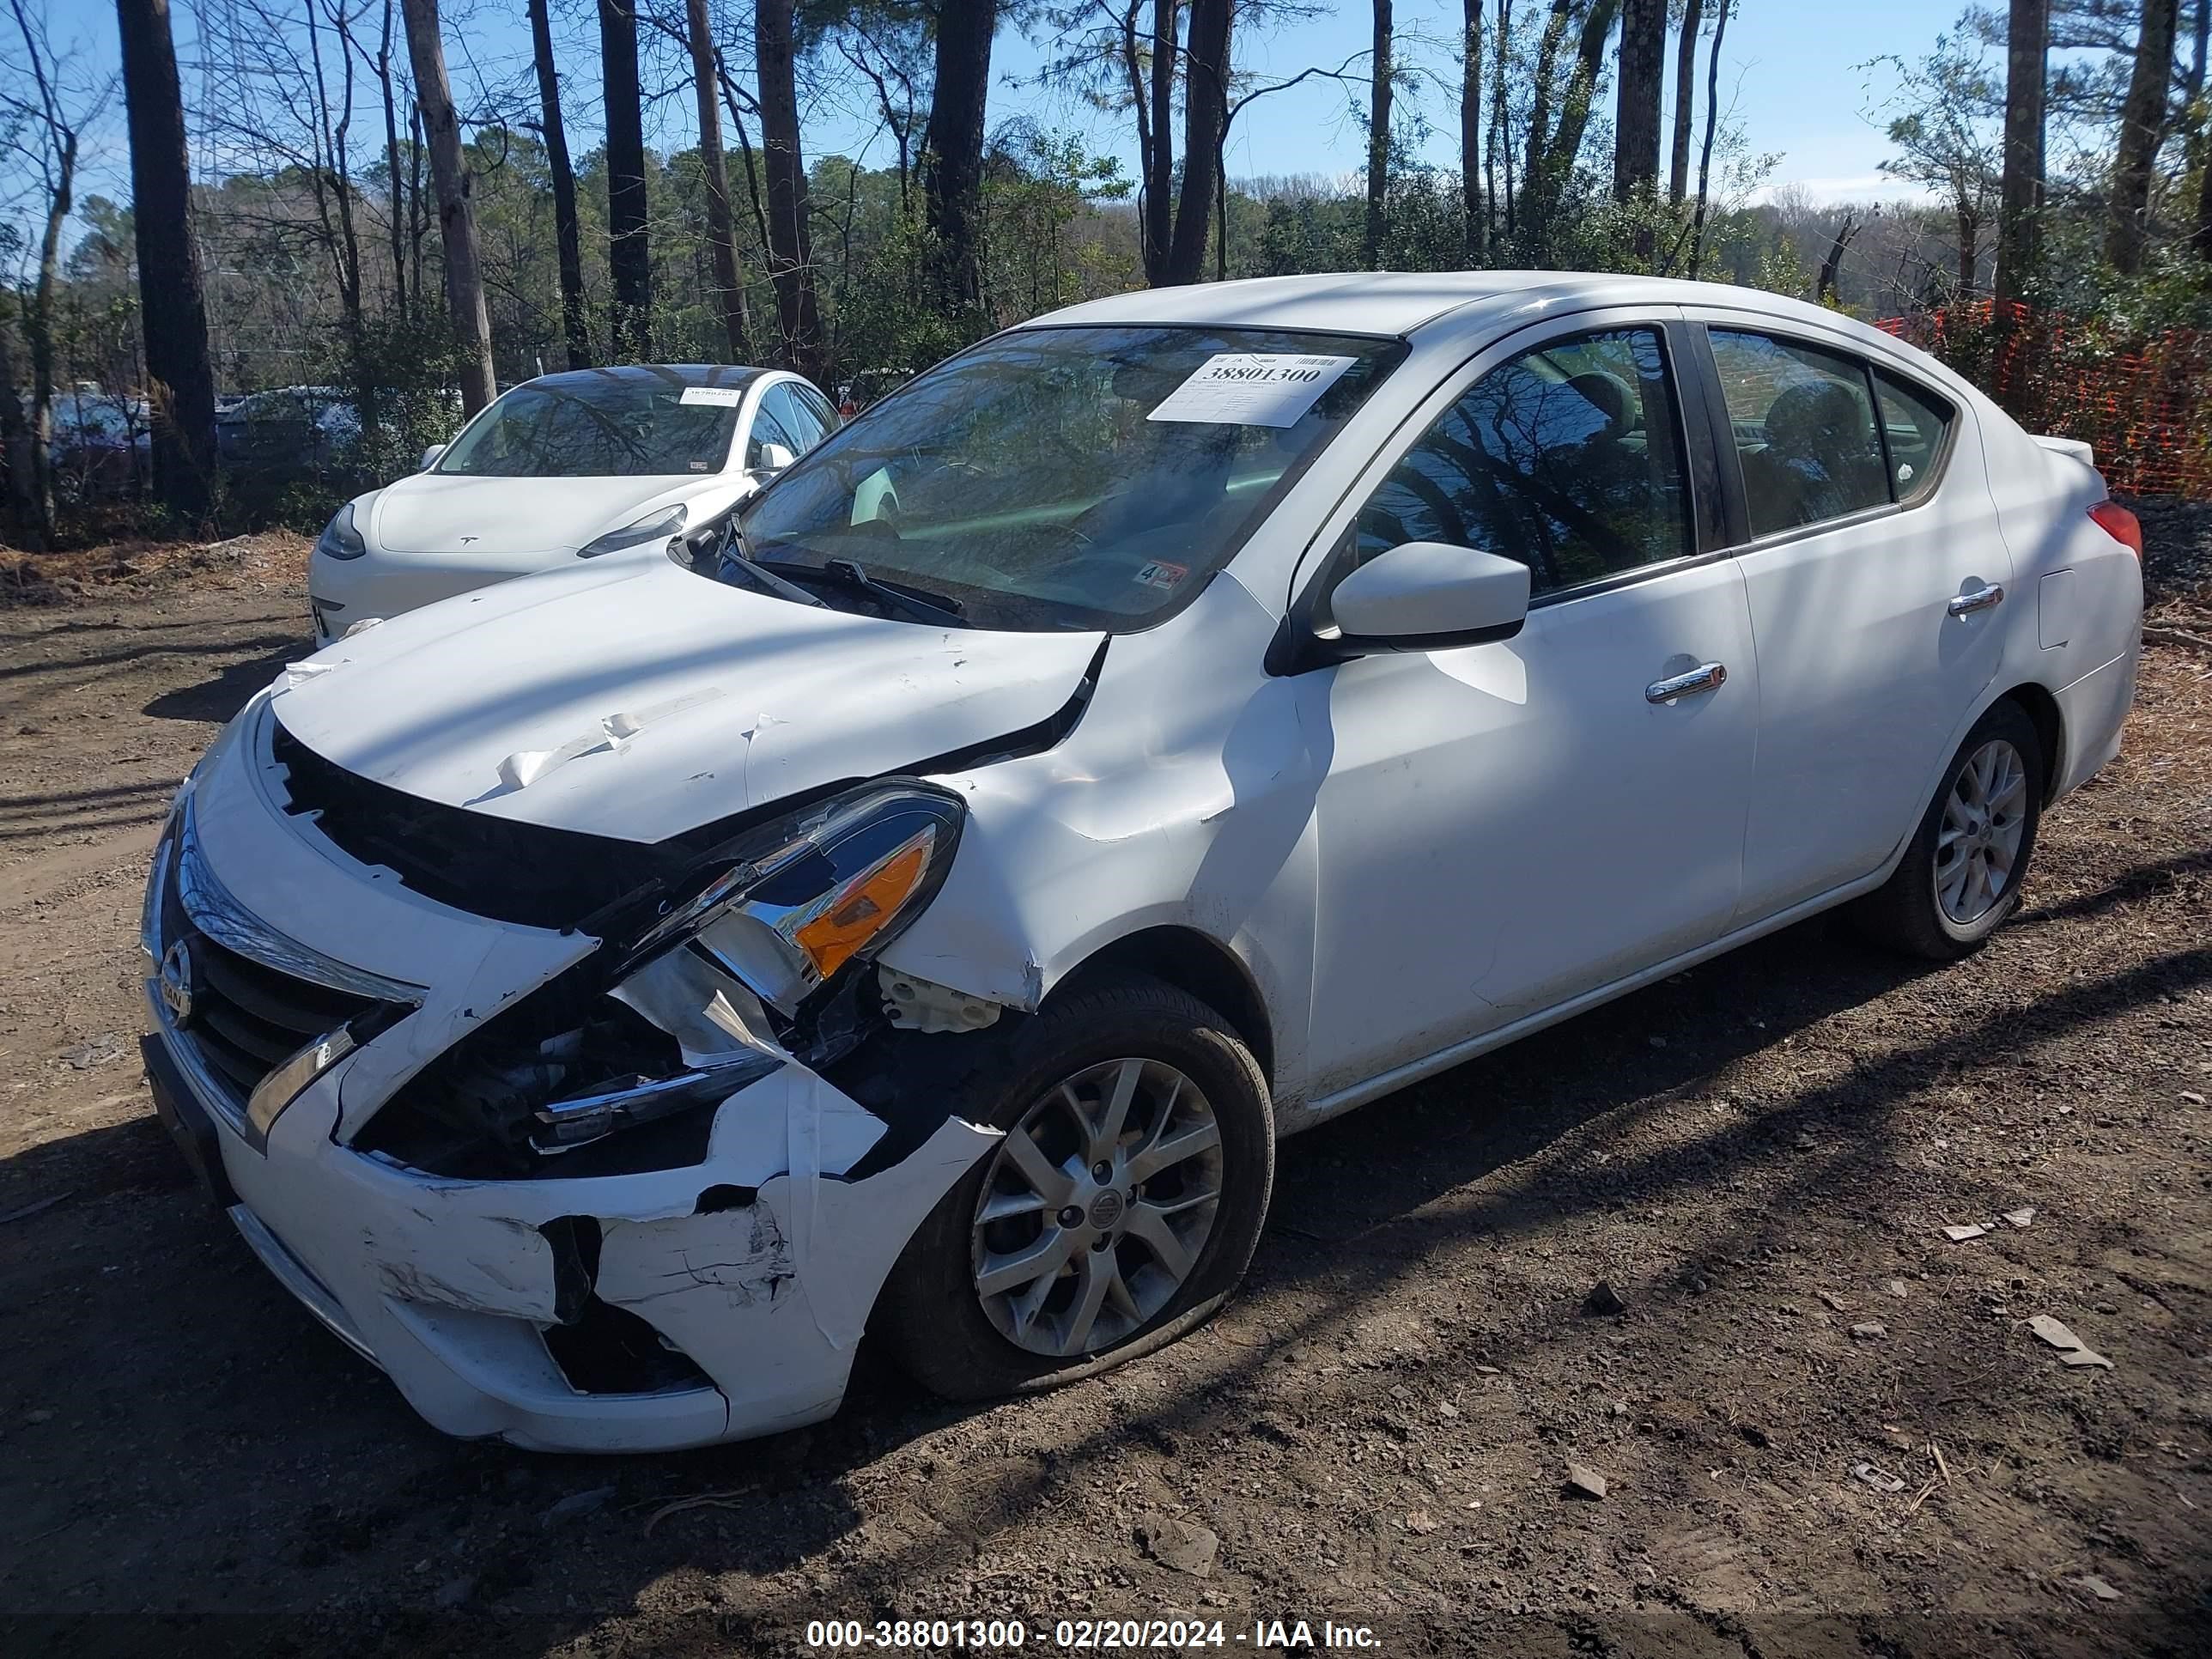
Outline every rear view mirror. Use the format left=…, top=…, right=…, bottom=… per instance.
left=419, top=443, right=446, bottom=471
left=1329, top=541, right=1530, bottom=652
left=754, top=441, right=796, bottom=475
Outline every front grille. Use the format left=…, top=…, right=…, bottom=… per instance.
left=181, top=930, right=380, bottom=1101
left=151, top=817, right=414, bottom=1126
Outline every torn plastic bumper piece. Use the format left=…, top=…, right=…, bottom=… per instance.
left=174, top=1047, right=996, bottom=1452
left=147, top=711, right=1001, bottom=1451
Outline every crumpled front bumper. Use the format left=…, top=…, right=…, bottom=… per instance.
left=143, top=694, right=997, bottom=1453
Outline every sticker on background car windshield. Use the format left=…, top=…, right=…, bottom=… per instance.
left=1146, top=353, right=1358, bottom=428
left=1134, top=560, right=1188, bottom=590
left=679, top=386, right=744, bottom=407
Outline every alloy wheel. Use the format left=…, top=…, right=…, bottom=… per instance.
left=1934, top=738, right=2028, bottom=925
left=970, top=1056, right=1224, bottom=1358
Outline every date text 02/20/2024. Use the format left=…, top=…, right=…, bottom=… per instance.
left=801, top=1618, right=1383, bottom=1650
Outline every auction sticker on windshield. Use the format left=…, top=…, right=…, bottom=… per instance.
left=679, top=386, right=745, bottom=406
left=1146, top=353, right=1356, bottom=428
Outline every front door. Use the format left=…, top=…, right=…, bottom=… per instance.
left=1297, top=318, right=1760, bottom=1096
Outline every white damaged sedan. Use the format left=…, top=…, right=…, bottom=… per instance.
left=145, top=274, right=2141, bottom=1451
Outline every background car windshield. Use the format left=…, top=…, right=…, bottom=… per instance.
left=437, top=375, right=741, bottom=477
left=736, top=325, right=1404, bottom=631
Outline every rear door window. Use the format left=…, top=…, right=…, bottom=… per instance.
left=1707, top=330, right=1890, bottom=538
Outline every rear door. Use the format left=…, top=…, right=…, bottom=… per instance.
left=1687, top=317, right=2013, bottom=921
left=1296, top=311, right=1761, bottom=1090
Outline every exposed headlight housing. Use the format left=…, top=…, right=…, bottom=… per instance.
left=314, top=501, right=367, bottom=560
left=621, top=781, right=967, bottom=1015
left=579, top=503, right=687, bottom=558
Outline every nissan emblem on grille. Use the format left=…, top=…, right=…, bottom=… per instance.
left=158, top=939, right=197, bottom=1026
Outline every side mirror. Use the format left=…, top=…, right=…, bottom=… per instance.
left=1329, top=541, right=1529, bottom=653
left=753, top=441, right=796, bottom=475
left=419, top=443, right=446, bottom=471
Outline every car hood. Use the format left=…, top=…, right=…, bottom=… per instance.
left=268, top=554, right=1104, bottom=842
left=367, top=472, right=736, bottom=556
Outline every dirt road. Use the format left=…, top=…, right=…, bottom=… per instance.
left=0, top=532, right=2206, bottom=1657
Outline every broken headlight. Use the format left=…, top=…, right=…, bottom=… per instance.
left=620, top=781, right=967, bottom=1016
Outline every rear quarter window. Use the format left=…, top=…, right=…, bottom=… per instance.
left=1872, top=369, right=1955, bottom=505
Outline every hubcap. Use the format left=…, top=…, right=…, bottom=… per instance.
left=970, top=1057, right=1224, bottom=1358
left=1934, top=738, right=2027, bottom=925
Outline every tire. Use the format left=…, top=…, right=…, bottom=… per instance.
left=876, top=971, right=1274, bottom=1401
left=1852, top=699, right=2045, bottom=960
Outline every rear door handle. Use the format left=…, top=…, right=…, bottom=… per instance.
left=1948, top=582, right=2005, bottom=617
left=1646, top=661, right=1728, bottom=703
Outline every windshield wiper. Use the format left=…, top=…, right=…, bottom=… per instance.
left=756, top=557, right=967, bottom=626
left=713, top=532, right=827, bottom=608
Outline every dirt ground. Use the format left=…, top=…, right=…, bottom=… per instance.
left=0, top=520, right=2206, bottom=1659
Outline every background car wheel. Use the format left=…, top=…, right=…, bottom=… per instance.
left=875, top=971, right=1273, bottom=1401
left=1852, top=700, right=2045, bottom=961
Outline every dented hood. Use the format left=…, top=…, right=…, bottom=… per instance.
left=270, top=554, right=1103, bottom=841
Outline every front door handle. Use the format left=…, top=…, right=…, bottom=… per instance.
left=1646, top=661, right=1728, bottom=703
left=1948, top=582, right=2006, bottom=617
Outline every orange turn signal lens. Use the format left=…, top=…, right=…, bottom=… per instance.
left=792, top=832, right=934, bottom=979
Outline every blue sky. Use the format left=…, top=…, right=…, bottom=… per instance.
left=46, top=0, right=1959, bottom=211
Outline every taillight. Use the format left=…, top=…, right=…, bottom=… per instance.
left=2087, top=499, right=2143, bottom=558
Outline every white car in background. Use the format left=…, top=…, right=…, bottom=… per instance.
left=307, top=364, right=838, bottom=643
left=147, top=273, right=2139, bottom=1452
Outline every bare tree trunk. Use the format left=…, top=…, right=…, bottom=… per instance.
left=1365, top=0, right=1393, bottom=268
left=1614, top=0, right=1663, bottom=203
left=1145, top=0, right=1179, bottom=284
left=2107, top=0, right=2179, bottom=273
left=924, top=0, right=995, bottom=311
left=1688, top=0, right=1729, bottom=278
left=1492, top=0, right=1512, bottom=236
left=757, top=0, right=823, bottom=376
left=2196, top=119, right=2212, bottom=257
left=305, top=3, right=379, bottom=445
left=1462, top=0, right=1486, bottom=261
left=1668, top=0, right=1702, bottom=206
left=530, top=0, right=591, bottom=368
left=600, top=0, right=651, bottom=357
left=1958, top=203, right=1978, bottom=296
left=401, top=0, right=495, bottom=411
left=686, top=0, right=749, bottom=359
left=1524, top=0, right=1622, bottom=259
left=377, top=0, right=406, bottom=313
left=1995, top=0, right=2045, bottom=308
left=116, top=0, right=218, bottom=520
left=1162, top=0, right=1230, bottom=286
left=0, top=325, right=40, bottom=548
left=1816, top=213, right=1858, bottom=304
left=1523, top=0, right=1572, bottom=216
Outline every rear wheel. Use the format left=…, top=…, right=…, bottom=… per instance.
left=1853, top=700, right=2044, bottom=959
left=876, top=973, right=1273, bottom=1401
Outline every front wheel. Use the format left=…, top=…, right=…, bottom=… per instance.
left=875, top=973, right=1274, bottom=1401
left=1853, top=700, right=2045, bottom=959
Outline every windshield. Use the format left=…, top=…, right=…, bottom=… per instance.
left=732, top=325, right=1405, bottom=631
left=437, top=372, right=745, bottom=478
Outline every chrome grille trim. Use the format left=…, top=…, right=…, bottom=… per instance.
left=145, top=799, right=422, bottom=1152
left=173, top=796, right=425, bottom=1003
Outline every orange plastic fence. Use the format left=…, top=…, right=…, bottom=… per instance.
left=1876, top=300, right=2212, bottom=500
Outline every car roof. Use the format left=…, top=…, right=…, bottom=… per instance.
left=520, top=363, right=780, bottom=392
left=1025, top=271, right=1923, bottom=354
